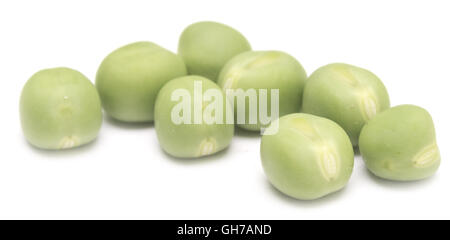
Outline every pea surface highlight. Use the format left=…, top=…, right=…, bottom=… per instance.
left=217, top=51, right=307, bottom=131
left=178, top=21, right=251, bottom=81
left=302, top=63, right=390, bottom=146
left=359, top=105, right=441, bottom=181
left=96, top=41, right=187, bottom=122
left=261, top=113, right=354, bottom=200
left=155, top=76, right=234, bottom=158
left=20, top=67, right=102, bottom=150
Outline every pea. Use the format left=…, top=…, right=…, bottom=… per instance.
left=96, top=41, right=187, bottom=122
left=154, top=75, right=234, bottom=158
left=178, top=21, right=251, bottom=81
left=302, top=63, right=390, bottom=146
left=217, top=51, right=307, bottom=131
left=359, top=105, right=441, bottom=181
left=261, top=113, right=354, bottom=200
left=20, top=67, right=102, bottom=150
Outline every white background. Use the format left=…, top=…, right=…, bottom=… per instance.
left=1, top=0, right=449, bottom=220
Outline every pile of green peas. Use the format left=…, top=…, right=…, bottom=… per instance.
left=20, top=21, right=441, bottom=200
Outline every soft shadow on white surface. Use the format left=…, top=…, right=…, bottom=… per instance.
left=264, top=178, right=349, bottom=207
left=105, top=115, right=153, bottom=129
left=364, top=169, right=438, bottom=189
left=160, top=145, right=231, bottom=165
left=353, top=146, right=360, bottom=156
left=234, top=127, right=262, bottom=139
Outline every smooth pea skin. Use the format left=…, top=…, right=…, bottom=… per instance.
left=217, top=51, right=307, bottom=131
left=96, top=41, right=187, bottom=122
left=178, top=21, right=251, bottom=81
left=261, top=113, right=354, bottom=200
left=20, top=67, right=102, bottom=150
left=154, top=76, right=234, bottom=158
left=359, top=105, right=441, bottom=181
left=302, top=63, right=390, bottom=146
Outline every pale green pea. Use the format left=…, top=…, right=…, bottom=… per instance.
left=178, top=21, right=251, bottom=81
left=20, top=67, right=102, bottom=150
left=261, top=113, right=354, bottom=200
left=302, top=63, right=390, bottom=146
left=96, top=41, right=187, bottom=122
left=359, top=104, right=441, bottom=181
left=217, top=50, right=307, bottom=131
left=154, top=75, right=234, bottom=158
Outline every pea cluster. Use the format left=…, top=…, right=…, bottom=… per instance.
left=20, top=21, right=441, bottom=200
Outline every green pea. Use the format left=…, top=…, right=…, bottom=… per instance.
left=217, top=51, right=307, bottom=131
left=359, top=105, right=440, bottom=181
left=178, top=21, right=251, bottom=81
left=302, top=63, right=390, bottom=146
left=20, top=67, right=102, bottom=150
left=96, top=41, right=187, bottom=122
left=261, top=113, right=354, bottom=200
left=154, top=75, right=234, bottom=158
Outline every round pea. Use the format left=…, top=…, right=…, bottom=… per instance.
left=96, top=41, right=187, bottom=122
left=155, top=75, right=234, bottom=158
left=217, top=50, right=307, bottom=131
left=178, top=21, right=251, bottom=81
left=20, top=67, right=102, bottom=150
left=261, top=113, right=354, bottom=200
left=359, top=105, right=441, bottom=181
left=302, top=63, right=390, bottom=146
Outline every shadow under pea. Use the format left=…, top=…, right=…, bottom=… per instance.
left=104, top=115, right=154, bottom=129
left=234, top=126, right=262, bottom=139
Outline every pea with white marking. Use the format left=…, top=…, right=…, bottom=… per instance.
left=154, top=75, right=234, bottom=158
left=359, top=105, right=441, bottom=181
left=217, top=50, right=307, bottom=131
left=302, top=63, right=390, bottom=146
left=20, top=67, right=102, bottom=150
left=261, top=113, right=354, bottom=200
